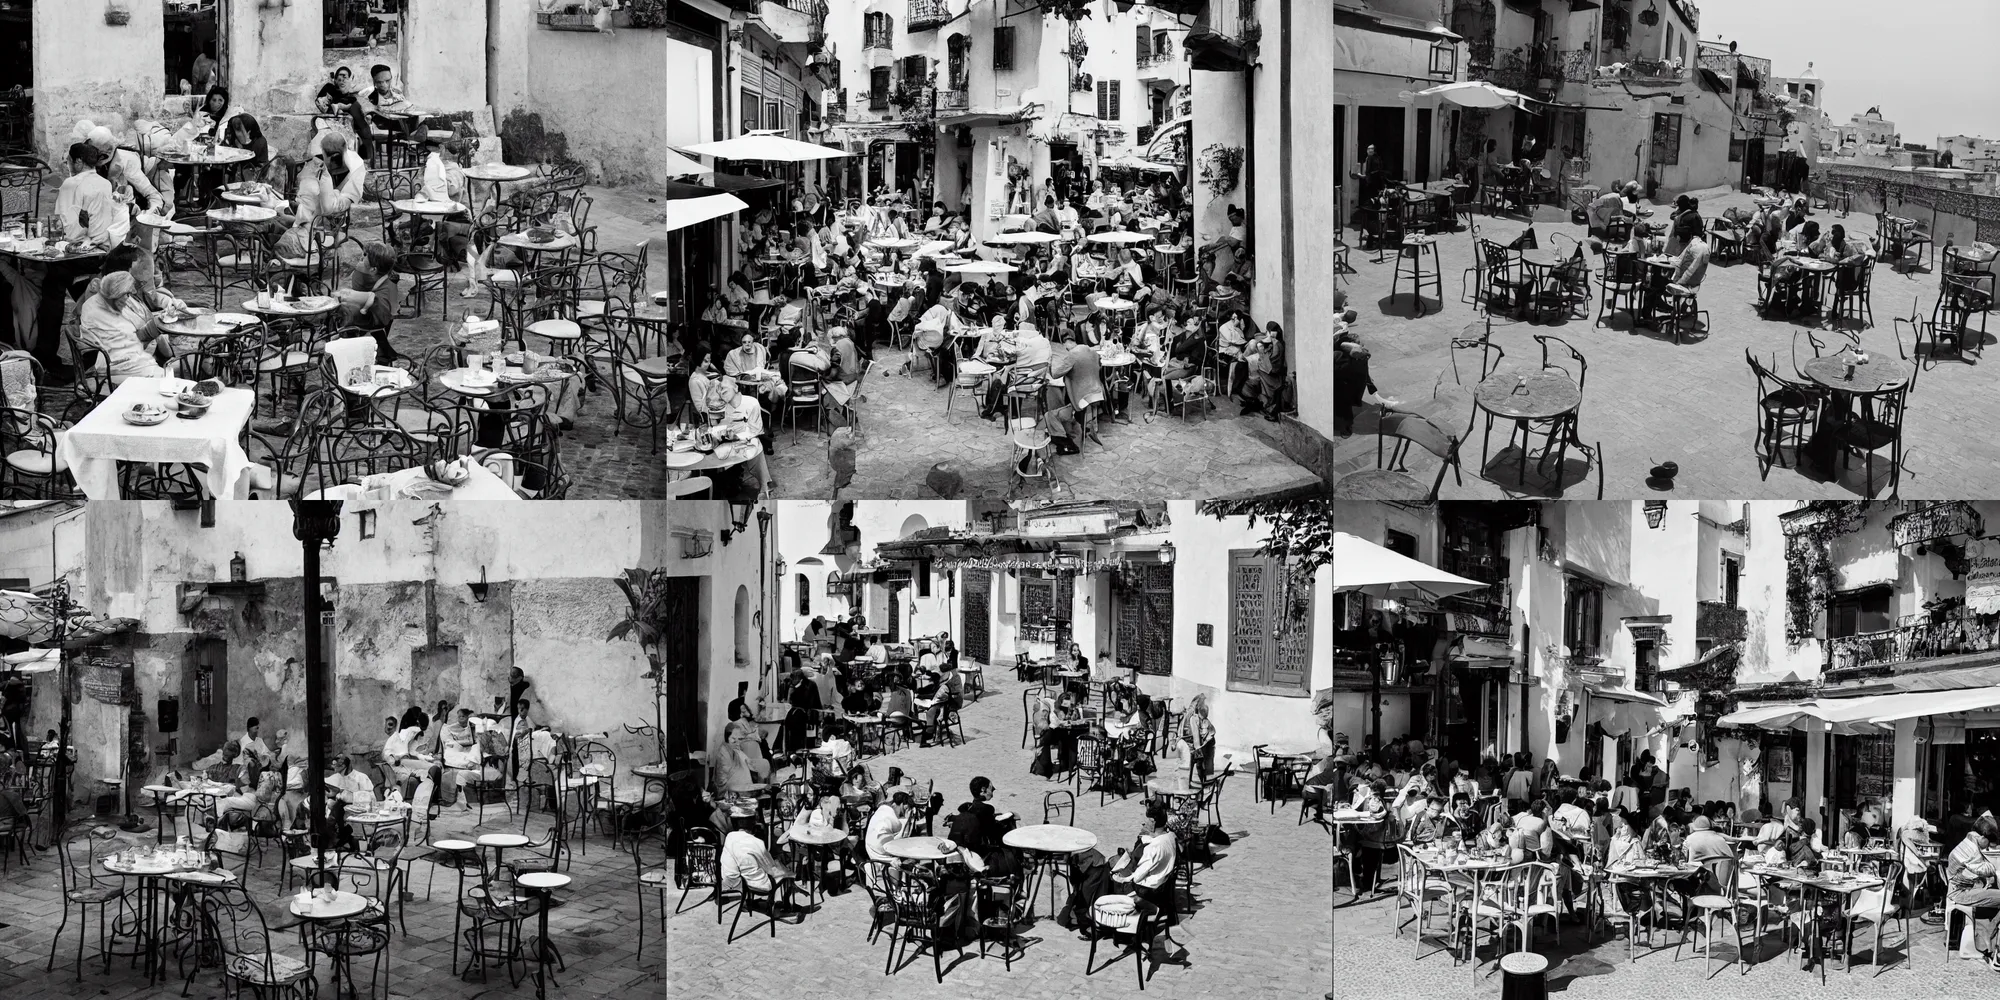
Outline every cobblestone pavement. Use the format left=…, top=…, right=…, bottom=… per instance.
left=1326, top=871, right=1996, bottom=999
left=666, top=665, right=1337, bottom=998
left=1333, top=188, right=2000, bottom=498
left=35, top=185, right=668, bottom=498
left=766, top=342, right=1323, bottom=500
left=0, top=794, right=663, bottom=999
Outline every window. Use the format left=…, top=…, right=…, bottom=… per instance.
left=1650, top=112, right=1683, bottom=166
left=1664, top=24, right=1674, bottom=61
left=1116, top=563, right=1175, bottom=676
left=865, top=12, right=894, bottom=49
left=993, top=25, right=1016, bottom=70
left=901, top=55, right=928, bottom=86
left=1155, top=31, right=1170, bottom=58
left=1827, top=587, right=1892, bottom=638
left=1096, top=79, right=1122, bottom=120
left=796, top=574, right=810, bottom=616
left=948, top=35, right=969, bottom=89
left=741, top=87, right=760, bottom=131
left=1729, top=138, right=1746, bottom=162
left=165, top=0, right=224, bottom=98
left=1383, top=529, right=1418, bottom=560
left=733, top=585, right=751, bottom=667
left=1723, top=555, right=1741, bottom=607
left=1564, top=577, right=1603, bottom=659
left=870, top=68, right=891, bottom=110
left=358, top=511, right=376, bottom=539
left=1136, top=23, right=1150, bottom=62
left=1225, top=551, right=1316, bottom=697
left=916, top=560, right=932, bottom=598
left=1634, top=639, right=1658, bottom=693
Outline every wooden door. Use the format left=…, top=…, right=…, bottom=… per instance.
left=962, top=572, right=991, bottom=663
left=1114, top=564, right=1174, bottom=676
left=663, top=576, right=700, bottom=759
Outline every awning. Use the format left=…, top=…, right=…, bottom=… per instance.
left=662, top=193, right=748, bottom=233
left=1585, top=686, right=1670, bottom=736
left=1656, top=641, right=1739, bottom=683
left=1453, top=634, right=1513, bottom=666
left=1849, top=687, right=2000, bottom=725
left=1585, top=686, right=1668, bottom=707
left=935, top=106, right=1038, bottom=130
left=1716, top=701, right=1886, bottom=735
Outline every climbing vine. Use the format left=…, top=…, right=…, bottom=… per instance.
left=1782, top=501, right=1862, bottom=647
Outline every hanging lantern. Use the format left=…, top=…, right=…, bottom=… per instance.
left=1638, top=1, right=1660, bottom=26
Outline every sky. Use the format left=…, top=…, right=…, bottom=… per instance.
left=1698, top=0, right=2000, bottom=146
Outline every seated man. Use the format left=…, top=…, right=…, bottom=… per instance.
left=1586, top=181, right=1626, bottom=240
left=325, top=753, right=376, bottom=810
left=55, top=142, right=128, bottom=250
left=77, top=271, right=176, bottom=383
left=978, top=320, right=1052, bottom=421
left=1947, top=816, right=2000, bottom=969
left=440, top=707, right=482, bottom=771
left=720, top=811, right=802, bottom=910
left=190, top=740, right=245, bottom=788
left=380, top=715, right=433, bottom=801
left=335, top=242, right=405, bottom=362
left=1107, top=802, right=1180, bottom=919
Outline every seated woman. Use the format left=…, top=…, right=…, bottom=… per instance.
left=1239, top=322, right=1289, bottom=421
left=417, top=132, right=476, bottom=265
left=77, top=271, right=178, bottom=383
left=335, top=242, right=405, bottom=361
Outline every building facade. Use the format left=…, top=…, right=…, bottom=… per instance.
left=651, top=500, right=777, bottom=764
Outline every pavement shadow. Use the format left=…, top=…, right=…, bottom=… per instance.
left=1375, top=293, right=1443, bottom=320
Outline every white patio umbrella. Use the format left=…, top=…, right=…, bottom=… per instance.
left=1101, top=154, right=1179, bottom=173
left=1087, top=231, right=1155, bottom=245
left=677, top=132, right=851, bottom=163
left=867, top=237, right=923, bottom=251
left=986, top=231, right=1061, bottom=246
left=945, top=260, right=1017, bottom=276
left=1331, top=532, right=1488, bottom=600
left=663, top=193, right=749, bottom=233
left=911, top=239, right=958, bottom=257
left=1413, top=81, right=1533, bottom=110
left=662, top=149, right=711, bottom=177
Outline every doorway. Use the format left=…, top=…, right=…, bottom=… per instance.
left=1356, top=106, right=1406, bottom=185
left=663, top=577, right=701, bottom=760
left=185, top=638, right=227, bottom=767
left=164, top=0, right=225, bottom=98
left=887, top=581, right=905, bottom=643
left=0, top=2, right=29, bottom=112
left=1113, top=564, right=1174, bottom=676
left=894, top=141, right=924, bottom=206
left=1415, top=108, right=1433, bottom=184
left=961, top=572, right=991, bottom=663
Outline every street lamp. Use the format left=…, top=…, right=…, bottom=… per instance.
left=290, top=499, right=342, bottom=876
left=1644, top=500, right=1667, bottom=529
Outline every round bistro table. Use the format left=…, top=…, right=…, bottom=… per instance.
left=1002, top=824, right=1099, bottom=918
left=516, top=871, right=572, bottom=1000
left=1473, top=370, right=1582, bottom=486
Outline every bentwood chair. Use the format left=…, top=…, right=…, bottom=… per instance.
left=1830, top=379, right=1908, bottom=499
left=48, top=831, right=126, bottom=979
left=202, top=884, right=315, bottom=999
left=1674, top=855, right=1749, bottom=977
left=885, top=870, right=963, bottom=982
left=1840, top=858, right=1911, bottom=975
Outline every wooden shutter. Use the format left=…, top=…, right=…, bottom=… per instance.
left=1107, top=80, right=1121, bottom=121
left=1115, top=565, right=1175, bottom=676
left=994, top=25, right=1015, bottom=70
left=1097, top=80, right=1109, bottom=120
left=1137, top=23, right=1150, bottom=61
left=1270, top=571, right=1315, bottom=693
left=1228, top=553, right=1268, bottom=685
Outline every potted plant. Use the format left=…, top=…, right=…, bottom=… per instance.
left=1199, top=143, right=1243, bottom=197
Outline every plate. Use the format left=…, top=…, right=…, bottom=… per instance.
left=666, top=451, right=704, bottom=469
left=155, top=378, right=193, bottom=396
left=458, top=369, right=497, bottom=388
left=215, top=312, right=258, bottom=326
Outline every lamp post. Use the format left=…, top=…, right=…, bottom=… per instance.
left=290, top=500, right=342, bottom=875
left=50, top=580, right=72, bottom=830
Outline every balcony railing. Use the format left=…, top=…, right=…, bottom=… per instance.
left=1889, top=501, right=1983, bottom=549
left=1696, top=601, right=1747, bottom=642
left=1596, top=58, right=1688, bottom=85
left=907, top=0, right=948, bottom=32
left=939, top=88, right=968, bottom=111
left=1138, top=44, right=1175, bottom=70
left=1827, top=611, right=2000, bottom=673
left=1469, top=43, right=1559, bottom=95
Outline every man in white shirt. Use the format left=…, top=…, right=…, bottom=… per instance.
left=55, top=143, right=127, bottom=249
left=721, top=814, right=799, bottom=901
left=237, top=717, right=273, bottom=768
left=297, top=131, right=369, bottom=228
left=864, top=792, right=912, bottom=865
left=325, top=754, right=376, bottom=807
left=84, top=126, right=162, bottom=250
left=1552, top=787, right=1594, bottom=845
left=1110, top=803, right=1179, bottom=916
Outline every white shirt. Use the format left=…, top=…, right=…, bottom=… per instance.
left=55, top=170, right=127, bottom=247
left=1123, top=829, right=1177, bottom=889
left=237, top=734, right=272, bottom=763
left=721, top=829, right=784, bottom=891
left=326, top=769, right=374, bottom=805
left=383, top=726, right=423, bottom=762
left=864, top=805, right=908, bottom=861
left=1553, top=802, right=1593, bottom=842
left=296, top=150, right=368, bottom=226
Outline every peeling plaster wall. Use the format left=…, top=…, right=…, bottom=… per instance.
left=402, top=0, right=486, bottom=113
left=227, top=0, right=327, bottom=117
left=497, top=19, right=671, bottom=185
left=32, top=0, right=166, bottom=161
left=79, top=501, right=650, bottom=782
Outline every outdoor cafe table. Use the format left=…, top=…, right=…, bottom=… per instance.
left=1145, top=776, right=1202, bottom=809
left=787, top=823, right=849, bottom=904
left=0, top=237, right=107, bottom=369
left=1640, top=253, right=1678, bottom=322
left=289, top=888, right=372, bottom=993
left=1603, top=860, right=1702, bottom=946
left=102, top=847, right=216, bottom=983
left=1745, top=864, right=1884, bottom=978
left=1473, top=370, right=1582, bottom=486
left=1003, top=824, right=1098, bottom=917
left=305, top=457, right=520, bottom=506
left=476, top=832, right=531, bottom=869
left=500, top=230, right=579, bottom=260
left=462, top=163, right=537, bottom=212
left=206, top=204, right=278, bottom=226
left=1519, top=248, right=1567, bottom=322
left=59, top=376, right=261, bottom=500
left=156, top=145, right=256, bottom=169
left=665, top=432, right=760, bottom=480
left=881, top=835, right=959, bottom=863
left=516, top=871, right=572, bottom=1000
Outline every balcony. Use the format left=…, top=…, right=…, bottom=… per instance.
left=1469, top=43, right=1560, bottom=97
left=1595, top=57, right=1688, bottom=86
left=1696, top=601, right=1747, bottom=642
left=823, top=102, right=846, bottom=124
left=1889, top=501, right=1983, bottom=549
left=907, top=0, right=948, bottom=33
left=1136, top=123, right=1156, bottom=146
left=1826, top=611, right=2000, bottom=676
left=939, top=88, right=968, bottom=111
left=757, top=0, right=826, bottom=47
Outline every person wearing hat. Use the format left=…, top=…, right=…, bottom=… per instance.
left=297, top=130, right=368, bottom=231
left=77, top=269, right=177, bottom=383
left=53, top=142, right=126, bottom=250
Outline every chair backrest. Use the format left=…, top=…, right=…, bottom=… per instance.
left=1043, top=790, right=1075, bottom=826
left=1374, top=411, right=1459, bottom=501
left=1535, top=334, right=1587, bottom=391
left=1862, top=380, right=1909, bottom=430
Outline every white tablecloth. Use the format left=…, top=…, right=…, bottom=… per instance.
left=307, top=456, right=521, bottom=506
left=59, top=378, right=261, bottom=500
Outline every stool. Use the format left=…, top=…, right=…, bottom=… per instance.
left=1659, top=284, right=1707, bottom=344
left=1944, top=897, right=1979, bottom=959
left=1499, top=951, right=1549, bottom=1000
left=1390, top=237, right=1441, bottom=317
left=1010, top=419, right=1053, bottom=484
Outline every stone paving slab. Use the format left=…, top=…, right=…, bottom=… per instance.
left=767, top=344, right=1323, bottom=501
left=666, top=665, right=1336, bottom=998
left=1334, top=188, right=2000, bottom=498
left=0, top=788, right=662, bottom=999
